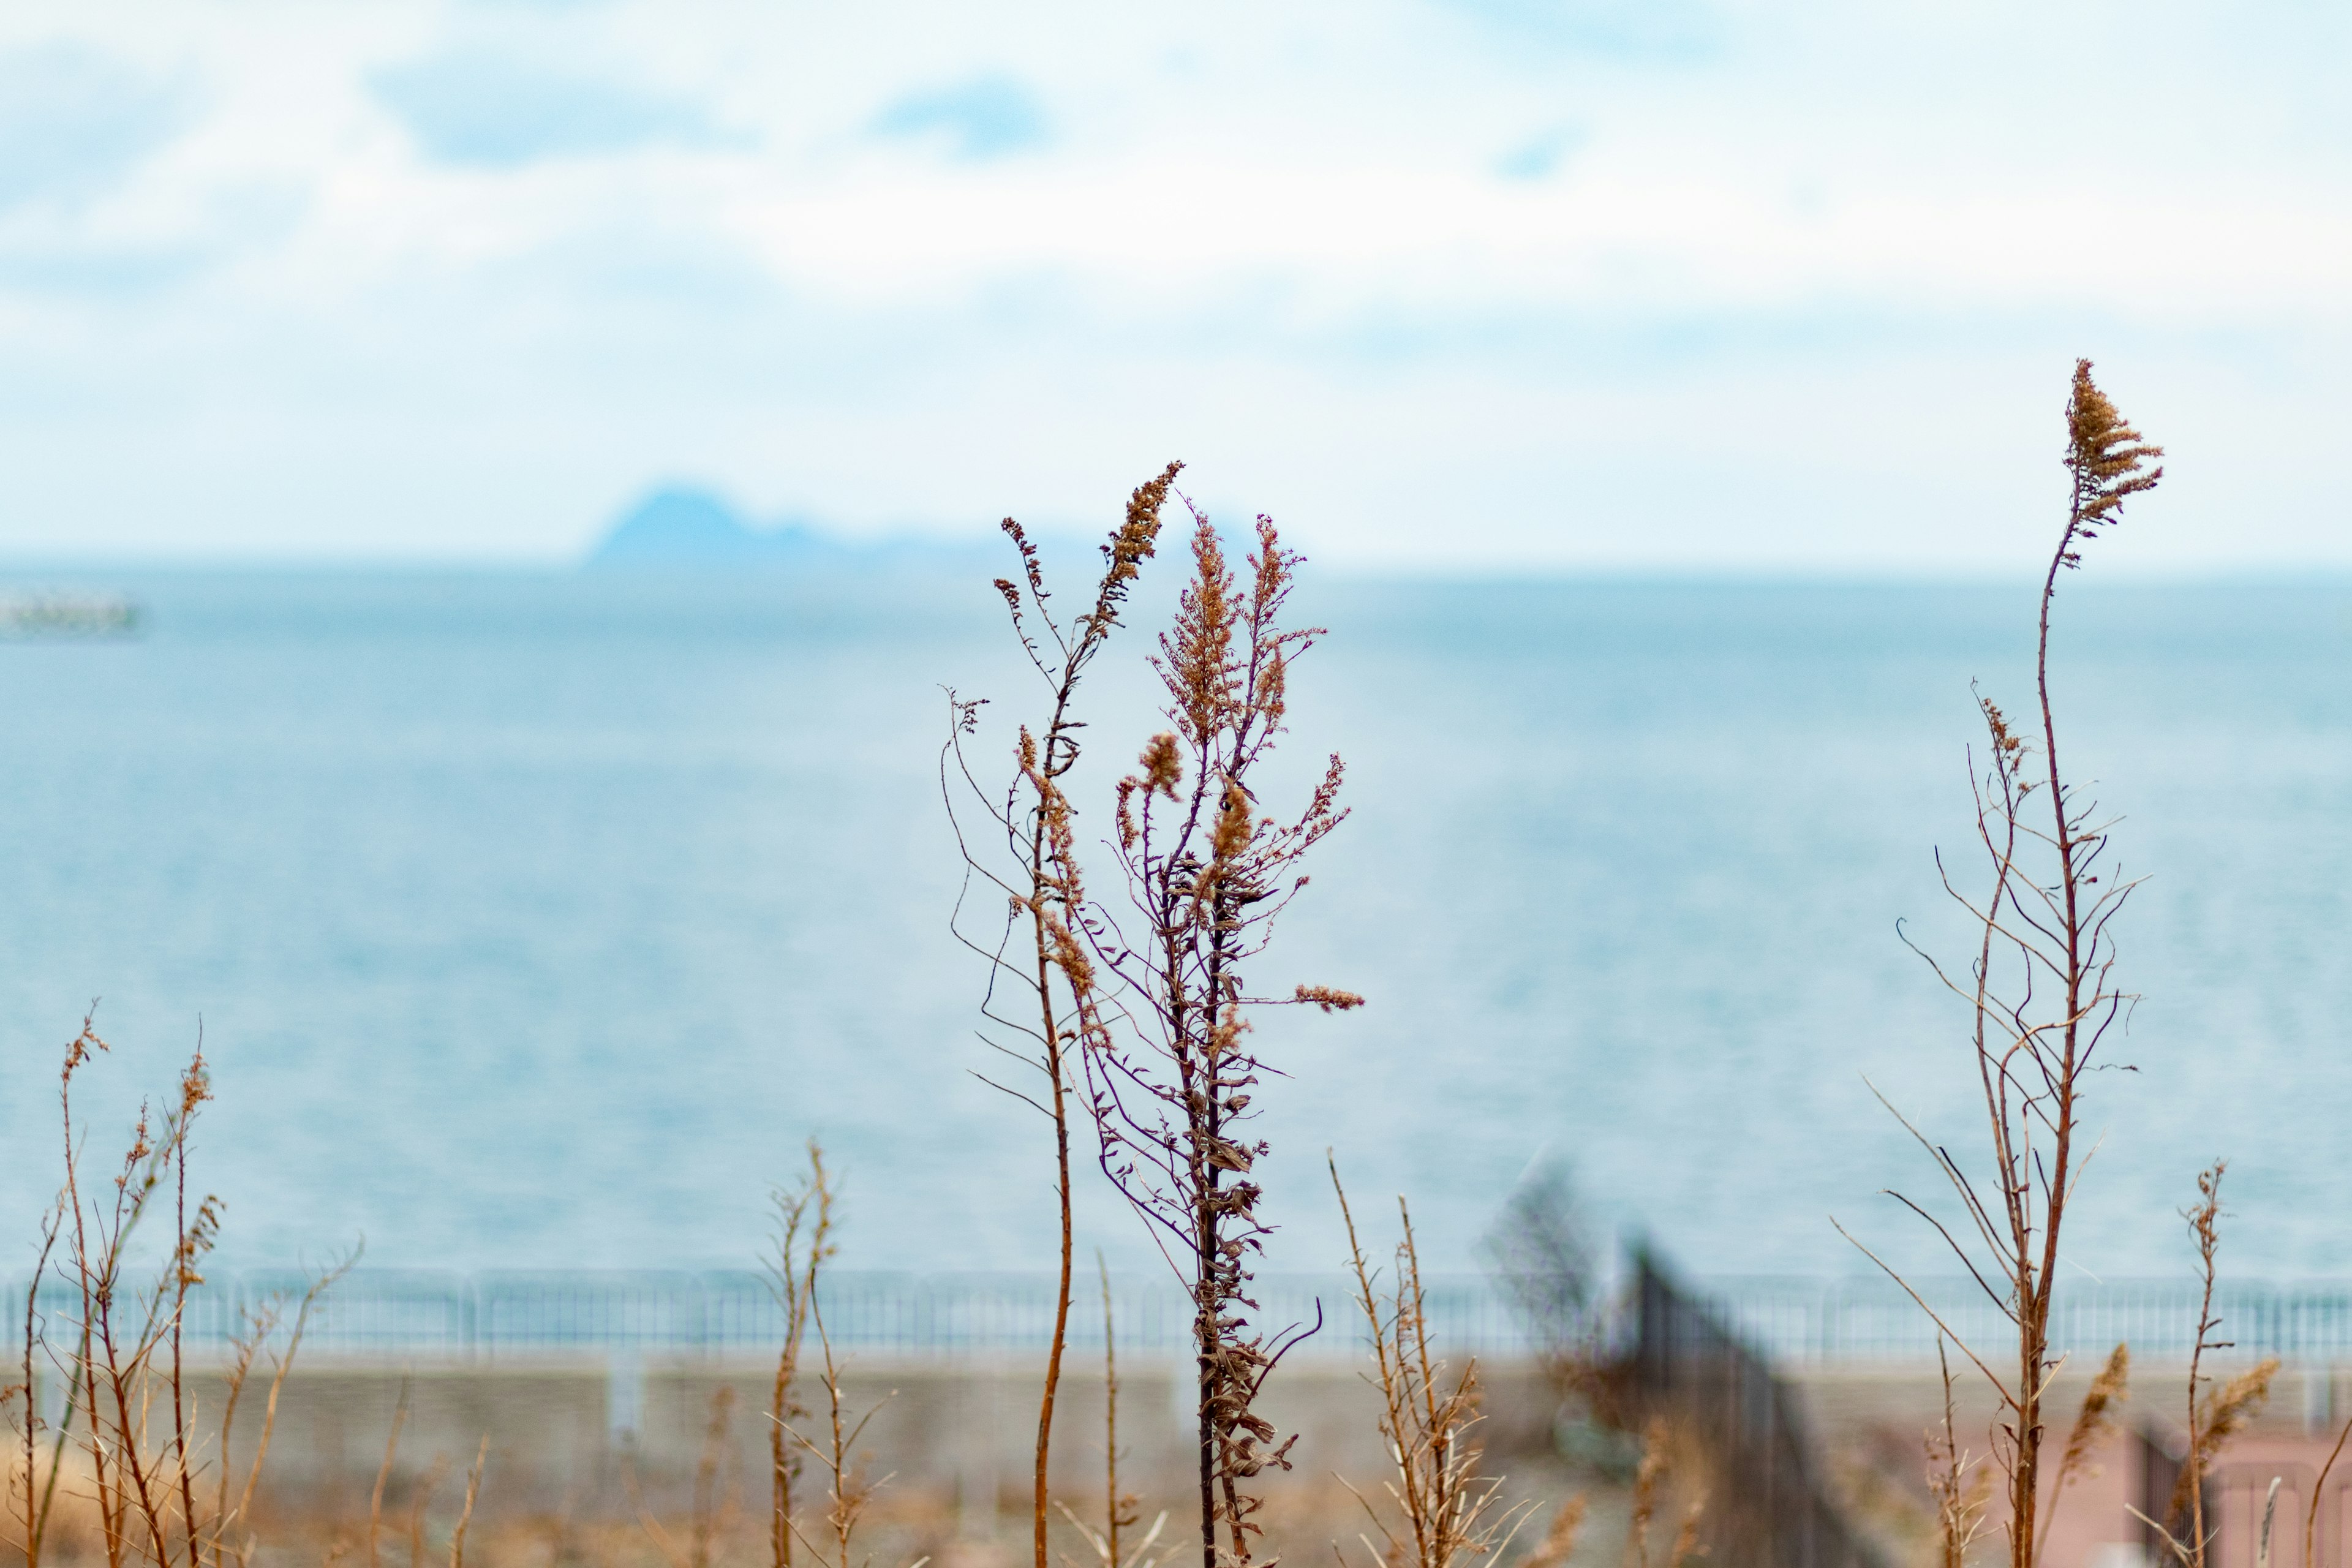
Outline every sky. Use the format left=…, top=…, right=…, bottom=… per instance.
left=1, top=1, right=2347, bottom=571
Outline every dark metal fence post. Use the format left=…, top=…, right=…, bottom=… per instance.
left=1627, top=1250, right=1890, bottom=1568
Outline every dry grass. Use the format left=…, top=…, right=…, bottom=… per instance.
left=768, top=1180, right=913, bottom=1568
left=2030, top=1341, right=2127, bottom=1565
left=766, top=1145, right=838, bottom=1568
left=1329, top=1159, right=1542, bottom=1568
left=6, top=1013, right=352, bottom=1568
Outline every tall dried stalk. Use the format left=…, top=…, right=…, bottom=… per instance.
left=772, top=1164, right=924, bottom=1568
left=1080, top=502, right=1360, bottom=1568
left=1054, top=1256, right=1168, bottom=1568
left=692, top=1389, right=736, bottom=1568
left=2304, top=1400, right=2352, bottom=1568
left=211, top=1263, right=353, bottom=1568
left=1844, top=359, right=2162, bottom=1567
left=368, top=1381, right=411, bottom=1568
left=2137, top=1164, right=2277, bottom=1566
left=769, top=1143, right=839, bottom=1568
left=7, top=1216, right=61, bottom=1568
left=1100, top=1253, right=1138, bottom=1567
left=56, top=1019, right=208, bottom=1568
left=448, top=1438, right=488, bottom=1568
left=944, top=464, right=1178, bottom=1568
left=1329, top=1158, right=1535, bottom=1568
left=1926, top=1343, right=1991, bottom=1568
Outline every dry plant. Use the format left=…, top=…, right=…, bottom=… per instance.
left=1841, top=359, right=2163, bottom=1567
left=450, top=1439, right=489, bottom=1568
left=943, top=463, right=1180, bottom=1568
left=1926, top=1342, right=1993, bottom=1568
left=1515, top=1501, right=1582, bottom=1568
left=209, top=1260, right=354, bottom=1567
left=2031, top=1342, right=2127, bottom=1564
left=1100, top=1256, right=1138, bottom=1568
left=2304, top=1400, right=2352, bottom=1568
left=1618, top=1423, right=1701, bottom=1568
left=1327, top=1158, right=1537, bottom=1568
left=692, top=1389, right=737, bottom=1568
left=1053, top=1256, right=1173, bottom=1568
left=2134, top=1164, right=2277, bottom=1566
left=7, top=1011, right=351, bottom=1568
left=366, top=1379, right=412, bottom=1568
left=767, top=1144, right=839, bottom=1568
left=1077, top=500, right=1360, bottom=1568
left=769, top=1164, right=924, bottom=1568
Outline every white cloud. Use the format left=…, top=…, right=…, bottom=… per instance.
left=0, top=0, right=2345, bottom=567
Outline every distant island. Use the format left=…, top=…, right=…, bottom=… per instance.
left=587, top=487, right=993, bottom=570
left=0, top=591, right=141, bottom=638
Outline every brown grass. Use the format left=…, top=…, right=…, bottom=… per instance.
left=1616, top=1423, right=1700, bottom=1568
left=766, top=1145, right=838, bottom=1568
left=767, top=1165, right=918, bottom=1568
left=1328, top=1158, right=1540, bottom=1568
left=2030, top=1340, right=2126, bottom=1564
left=6, top=1012, right=349, bottom=1568
left=1924, top=1341, right=1992, bottom=1568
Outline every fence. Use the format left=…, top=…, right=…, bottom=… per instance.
left=2, top=1268, right=1528, bottom=1360
left=1631, top=1253, right=1893, bottom=1568
left=1703, top=1276, right=2352, bottom=1364
left=12, top=1267, right=2350, bottom=1363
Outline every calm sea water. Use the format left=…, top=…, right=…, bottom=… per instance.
left=1, top=565, right=2346, bottom=1285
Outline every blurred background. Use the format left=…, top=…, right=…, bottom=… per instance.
left=1, top=1, right=2347, bottom=1290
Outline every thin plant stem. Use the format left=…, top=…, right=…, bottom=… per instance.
left=369, top=1381, right=412, bottom=1568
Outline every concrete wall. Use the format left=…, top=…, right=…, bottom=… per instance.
left=29, top=1356, right=1566, bottom=1525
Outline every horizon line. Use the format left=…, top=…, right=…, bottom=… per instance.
left=0, top=553, right=2347, bottom=587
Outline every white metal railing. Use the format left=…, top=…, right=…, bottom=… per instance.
left=2, top=1270, right=1523, bottom=1360
left=6, top=1269, right=2338, bottom=1363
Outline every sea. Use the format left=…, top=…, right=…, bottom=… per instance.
left=0, top=562, right=2346, bottom=1289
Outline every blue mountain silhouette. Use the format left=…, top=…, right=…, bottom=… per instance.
left=589, top=488, right=842, bottom=565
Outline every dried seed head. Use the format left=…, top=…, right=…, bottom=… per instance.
left=2050, top=1343, right=2130, bottom=1498
left=1211, top=783, right=1253, bottom=865
left=1981, top=698, right=2024, bottom=756
left=1001, top=518, right=1046, bottom=596
left=181, top=1050, right=213, bottom=1117
left=2062, top=359, right=2163, bottom=566
left=1101, top=463, right=1180, bottom=599
left=2171, top=1356, right=2280, bottom=1530
left=1139, top=732, right=1182, bottom=797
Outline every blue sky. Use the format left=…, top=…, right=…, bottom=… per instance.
left=0, top=1, right=2346, bottom=570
